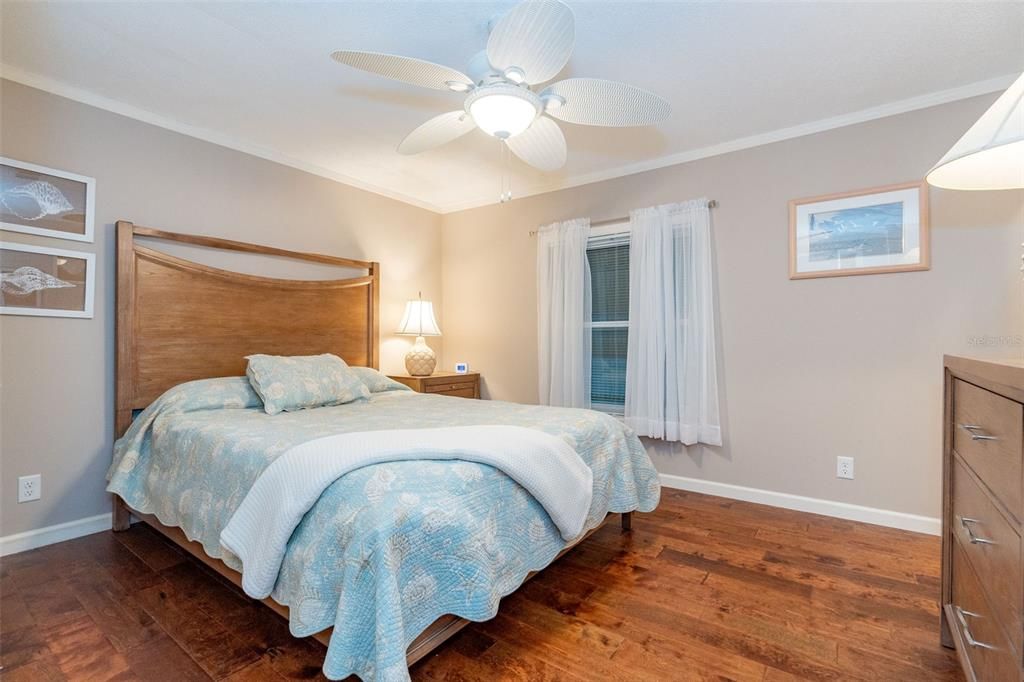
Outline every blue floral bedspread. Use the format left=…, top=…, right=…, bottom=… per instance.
left=108, top=377, right=661, bottom=681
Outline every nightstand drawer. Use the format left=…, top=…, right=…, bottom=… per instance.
left=388, top=372, right=480, bottom=399
left=432, top=386, right=477, bottom=398
left=425, top=381, right=477, bottom=394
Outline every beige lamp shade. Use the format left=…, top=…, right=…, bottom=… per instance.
left=396, top=298, right=442, bottom=336
left=396, top=296, right=441, bottom=376
left=927, top=72, right=1024, bottom=190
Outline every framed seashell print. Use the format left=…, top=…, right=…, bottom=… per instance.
left=0, top=242, right=95, bottom=318
left=0, top=157, right=95, bottom=243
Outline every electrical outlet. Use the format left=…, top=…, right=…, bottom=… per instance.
left=836, top=457, right=854, bottom=480
left=18, top=474, right=41, bottom=503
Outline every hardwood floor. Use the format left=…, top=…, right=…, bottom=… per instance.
left=0, top=489, right=962, bottom=681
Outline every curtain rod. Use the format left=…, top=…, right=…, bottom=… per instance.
left=529, top=199, right=717, bottom=236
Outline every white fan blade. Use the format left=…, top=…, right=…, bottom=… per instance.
left=487, top=0, right=574, bottom=85
left=542, top=78, right=670, bottom=127
left=506, top=116, right=566, bottom=171
left=398, top=111, right=477, bottom=155
left=331, top=50, right=473, bottom=91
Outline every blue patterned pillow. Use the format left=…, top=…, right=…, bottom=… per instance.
left=245, top=354, right=370, bottom=416
left=349, top=366, right=413, bottom=393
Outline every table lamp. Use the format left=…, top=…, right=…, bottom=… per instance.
left=396, top=292, right=442, bottom=376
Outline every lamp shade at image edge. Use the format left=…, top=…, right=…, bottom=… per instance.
left=927, top=72, right=1024, bottom=190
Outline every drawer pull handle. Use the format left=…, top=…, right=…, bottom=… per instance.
left=954, top=606, right=997, bottom=650
left=960, top=424, right=998, bottom=441
left=959, top=516, right=995, bottom=545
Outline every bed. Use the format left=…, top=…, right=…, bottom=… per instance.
left=108, top=222, right=661, bottom=681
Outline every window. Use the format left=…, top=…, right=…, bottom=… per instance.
left=586, top=224, right=629, bottom=413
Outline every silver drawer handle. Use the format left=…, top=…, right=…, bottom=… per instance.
left=954, top=606, right=996, bottom=650
left=959, top=516, right=996, bottom=545
left=960, top=424, right=999, bottom=441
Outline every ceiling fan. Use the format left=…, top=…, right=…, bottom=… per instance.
left=330, top=0, right=671, bottom=174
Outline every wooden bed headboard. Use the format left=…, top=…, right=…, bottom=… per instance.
left=115, top=221, right=379, bottom=436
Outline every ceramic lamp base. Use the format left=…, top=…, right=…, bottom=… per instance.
left=404, top=336, right=437, bottom=376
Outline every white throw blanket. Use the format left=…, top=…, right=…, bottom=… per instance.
left=220, top=425, right=594, bottom=599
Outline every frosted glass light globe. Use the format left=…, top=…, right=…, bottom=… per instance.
left=466, top=84, right=540, bottom=139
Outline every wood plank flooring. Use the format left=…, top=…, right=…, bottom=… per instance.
left=0, top=489, right=962, bottom=681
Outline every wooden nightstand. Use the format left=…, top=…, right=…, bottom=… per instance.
left=388, top=371, right=480, bottom=399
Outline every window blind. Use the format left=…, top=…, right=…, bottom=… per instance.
left=587, top=236, right=629, bottom=410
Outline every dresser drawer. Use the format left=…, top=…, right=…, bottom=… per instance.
left=950, top=541, right=1019, bottom=682
left=953, top=379, right=1023, bottom=517
left=952, top=457, right=1022, bottom=655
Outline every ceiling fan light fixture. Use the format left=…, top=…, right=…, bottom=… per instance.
left=332, top=0, right=672, bottom=173
left=465, top=84, right=540, bottom=138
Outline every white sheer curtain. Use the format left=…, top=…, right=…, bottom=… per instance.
left=537, top=218, right=592, bottom=408
left=625, top=200, right=721, bottom=445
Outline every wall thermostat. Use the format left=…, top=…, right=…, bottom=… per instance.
left=454, top=362, right=469, bottom=374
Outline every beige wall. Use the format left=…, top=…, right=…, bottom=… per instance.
left=440, top=94, right=1024, bottom=519
left=0, top=80, right=443, bottom=536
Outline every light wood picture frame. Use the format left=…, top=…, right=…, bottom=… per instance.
left=0, top=241, right=95, bottom=318
left=789, top=181, right=929, bottom=279
left=0, top=157, right=95, bottom=243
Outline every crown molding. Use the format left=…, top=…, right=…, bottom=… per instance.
left=3, top=62, right=1015, bottom=215
left=437, top=72, right=1019, bottom=213
left=0, top=63, right=446, bottom=214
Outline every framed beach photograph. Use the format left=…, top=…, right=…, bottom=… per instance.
left=0, top=242, right=95, bottom=318
left=789, top=181, right=929, bottom=279
left=0, top=157, right=95, bottom=243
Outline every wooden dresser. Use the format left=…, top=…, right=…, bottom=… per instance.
left=388, top=371, right=481, bottom=399
left=943, top=356, right=1024, bottom=682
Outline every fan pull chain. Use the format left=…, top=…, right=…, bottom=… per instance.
left=499, top=140, right=512, bottom=203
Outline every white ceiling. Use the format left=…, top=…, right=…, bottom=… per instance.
left=3, top=1, right=1022, bottom=213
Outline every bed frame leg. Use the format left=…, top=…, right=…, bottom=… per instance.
left=112, top=497, right=131, bottom=532
left=621, top=512, right=632, bottom=532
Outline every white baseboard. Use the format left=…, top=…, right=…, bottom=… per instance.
left=659, top=473, right=940, bottom=536
left=0, top=512, right=112, bottom=557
